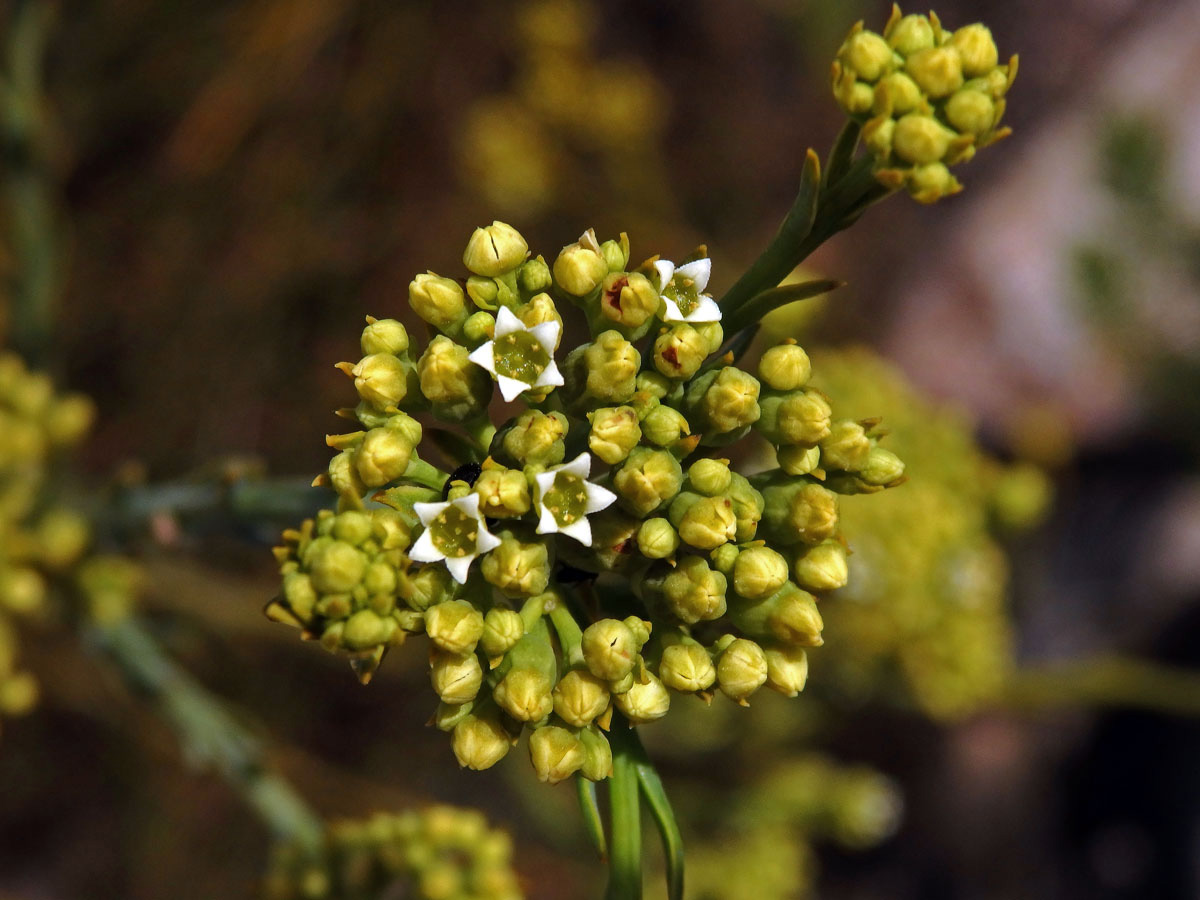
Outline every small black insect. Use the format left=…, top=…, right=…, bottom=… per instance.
left=443, top=462, right=483, bottom=498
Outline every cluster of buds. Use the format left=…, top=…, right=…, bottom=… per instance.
left=832, top=5, right=1017, bottom=202
left=270, top=222, right=903, bottom=782
left=809, top=347, right=1048, bottom=719
left=0, top=353, right=96, bottom=737
left=264, top=806, right=521, bottom=900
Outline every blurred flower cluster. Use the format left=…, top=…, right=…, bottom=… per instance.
left=269, top=222, right=905, bottom=783
left=265, top=805, right=521, bottom=900
left=832, top=5, right=1016, bottom=202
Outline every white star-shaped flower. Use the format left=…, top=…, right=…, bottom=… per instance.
left=410, top=493, right=502, bottom=583
left=654, top=257, right=722, bottom=324
left=533, top=452, right=617, bottom=546
left=467, top=306, right=564, bottom=402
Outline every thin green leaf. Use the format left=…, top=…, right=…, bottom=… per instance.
left=576, top=776, right=609, bottom=861
left=824, top=119, right=862, bottom=188
left=724, top=279, right=843, bottom=337
left=632, top=741, right=684, bottom=900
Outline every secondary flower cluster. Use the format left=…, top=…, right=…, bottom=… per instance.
left=832, top=5, right=1017, bottom=202
left=270, top=223, right=904, bottom=783
left=0, top=353, right=95, bottom=737
left=264, top=806, right=521, bottom=900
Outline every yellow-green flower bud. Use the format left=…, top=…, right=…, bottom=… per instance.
left=579, top=725, right=613, bottom=781
left=355, top=420, right=420, bottom=487
left=499, top=409, right=567, bottom=467
left=528, top=725, right=585, bottom=784
left=695, top=322, right=724, bottom=355
left=329, top=509, right=373, bottom=544
left=452, top=710, right=511, bottom=770
left=636, top=517, right=679, bottom=559
left=480, top=607, right=524, bottom=659
left=793, top=540, right=849, bottom=592
left=762, top=479, right=839, bottom=545
left=401, top=564, right=456, bottom=611
left=361, top=317, right=410, bottom=356
left=308, top=540, right=367, bottom=593
left=516, top=292, right=563, bottom=345
left=480, top=532, right=549, bottom=598
left=571, top=330, right=640, bottom=403
left=906, top=162, right=961, bottom=204
left=716, top=638, right=768, bottom=702
left=613, top=447, right=683, bottom=517
left=588, top=406, right=641, bottom=464
left=474, top=467, right=531, bottom=517
left=518, top=256, right=553, bottom=295
left=554, top=232, right=608, bottom=296
left=553, top=668, right=611, bottom=727
left=777, top=444, right=822, bottom=476
left=599, top=272, right=659, bottom=330
left=653, top=325, right=708, bottom=380
left=462, top=310, right=496, bottom=345
left=757, top=343, right=811, bottom=391
left=658, top=636, right=716, bottom=693
left=600, top=236, right=629, bottom=272
left=905, top=46, right=963, bottom=99
left=425, top=599, right=485, bottom=655
left=949, top=24, right=999, bottom=77
left=872, top=72, right=922, bottom=118
left=493, top=667, right=554, bottom=722
left=651, top=555, right=728, bottom=624
left=581, top=618, right=638, bottom=681
left=464, top=221, right=529, bottom=277
left=372, top=507, right=412, bottom=551
left=861, top=445, right=906, bottom=485
left=757, top=389, right=832, bottom=446
left=839, top=29, right=895, bottom=82
left=727, top=473, right=765, bottom=542
left=466, top=275, right=499, bottom=310
left=430, top=649, right=484, bottom=704
left=733, top=546, right=790, bottom=600
left=669, top=493, right=736, bottom=551
left=685, top=367, right=761, bottom=437
left=417, top=336, right=492, bottom=421
left=327, top=450, right=366, bottom=499
left=892, top=113, right=954, bottom=165
left=636, top=370, right=671, bottom=399
left=613, top=673, right=670, bottom=725
left=640, top=405, right=690, bottom=447
left=410, top=272, right=468, bottom=333
left=685, top=458, right=733, bottom=496
left=820, top=419, right=872, bottom=472
left=834, top=73, right=875, bottom=116
left=764, top=644, right=809, bottom=696
left=886, top=13, right=935, bottom=55
left=352, top=353, right=409, bottom=411
left=710, top=542, right=740, bottom=575
left=945, top=89, right=996, bottom=136
left=730, top=583, right=824, bottom=647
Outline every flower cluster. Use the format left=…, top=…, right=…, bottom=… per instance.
left=832, top=5, right=1017, bottom=203
left=270, top=223, right=904, bottom=782
left=0, top=353, right=96, bottom=737
left=264, top=806, right=521, bottom=900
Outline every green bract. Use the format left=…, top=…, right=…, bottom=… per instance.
left=269, top=223, right=905, bottom=782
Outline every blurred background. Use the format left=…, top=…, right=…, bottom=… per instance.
left=2, top=0, right=1200, bottom=897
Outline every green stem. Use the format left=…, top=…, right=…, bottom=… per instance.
left=1000, top=655, right=1200, bottom=717
left=403, top=455, right=450, bottom=492
left=87, top=616, right=324, bottom=853
left=547, top=593, right=585, bottom=668
left=606, top=721, right=643, bottom=900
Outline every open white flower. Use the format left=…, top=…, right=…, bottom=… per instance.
left=654, top=257, right=722, bottom=324
left=410, top=493, right=502, bottom=583
left=533, top=452, right=617, bottom=546
left=467, top=306, right=564, bottom=402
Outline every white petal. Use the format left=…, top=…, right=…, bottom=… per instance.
left=536, top=504, right=560, bottom=535
left=529, top=320, right=560, bottom=354
left=475, top=527, right=502, bottom=554
left=533, top=469, right=557, bottom=499
left=584, top=481, right=617, bottom=514
left=496, top=374, right=530, bottom=402
left=408, top=529, right=443, bottom=563
left=676, top=258, right=712, bottom=292
left=444, top=554, right=475, bottom=584
left=467, top=342, right=496, bottom=374
left=660, top=298, right=686, bottom=322
left=493, top=305, right=523, bottom=337
left=684, top=294, right=722, bottom=324
left=413, top=500, right=449, bottom=528
left=451, top=493, right=482, bottom=517
left=558, top=518, right=593, bottom=546
left=534, top=359, right=564, bottom=390
left=654, top=259, right=675, bottom=290
left=560, top=452, right=591, bottom=480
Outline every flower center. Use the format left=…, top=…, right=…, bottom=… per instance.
left=493, top=330, right=550, bottom=384
left=543, top=472, right=589, bottom=526
left=663, top=275, right=701, bottom=316
left=429, top=506, right=479, bottom=558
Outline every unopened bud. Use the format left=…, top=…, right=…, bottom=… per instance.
left=727, top=473, right=765, bottom=542
left=762, top=479, right=839, bottom=545
left=588, top=406, right=641, bottom=464
left=945, top=89, right=995, bottom=137
left=417, top=336, right=492, bottom=420
left=669, top=493, right=736, bottom=551
left=613, top=447, right=683, bottom=517
left=355, top=421, right=419, bottom=487
left=528, top=725, right=585, bottom=783
left=757, top=389, right=832, bottom=446
left=657, top=555, right=728, bottom=623
left=685, top=367, right=761, bottom=436
left=452, top=710, right=511, bottom=770
left=757, top=343, right=812, bottom=391
left=342, top=609, right=396, bottom=650
left=581, top=618, right=638, bottom=681
left=430, top=650, right=484, bottom=704
left=361, top=317, right=410, bottom=356
left=640, top=404, right=690, bottom=447
left=553, top=669, right=612, bottom=727
left=613, top=673, right=671, bottom=724
left=892, top=113, right=955, bottom=165
left=518, top=256, right=553, bottom=295
left=653, top=325, right=709, bottom=380
left=764, top=644, right=809, bottom=696
left=464, top=221, right=529, bottom=277
left=949, top=24, right=999, bottom=77
left=352, top=353, right=410, bottom=411
left=579, top=725, right=613, bottom=781
left=474, top=467, right=531, bottom=517
left=659, top=637, right=716, bottom=693
left=686, top=458, right=733, bottom=496
left=493, top=667, right=554, bottom=722
left=410, top=273, right=468, bottom=333
left=716, top=638, right=768, bottom=702
left=839, top=29, right=895, bottom=82
left=886, top=13, right=935, bottom=55
left=599, top=272, right=659, bottom=330
left=554, top=235, right=609, bottom=297
left=820, top=419, right=873, bottom=472
left=636, top=517, right=679, bottom=559
left=861, top=445, right=906, bottom=485
left=905, top=46, right=963, bottom=99
left=777, top=444, right=822, bottom=476
left=499, top=409, right=567, bottom=467
left=480, top=608, right=524, bottom=659
left=425, top=599, right=485, bottom=655
left=793, top=540, right=849, bottom=592
left=480, top=532, right=549, bottom=598
left=733, top=546, right=790, bottom=600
